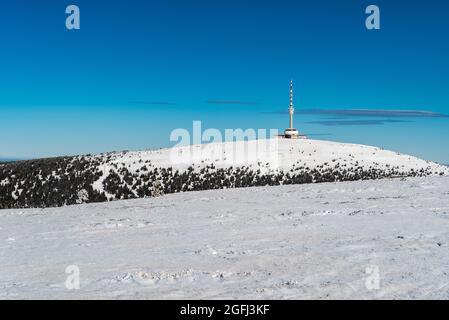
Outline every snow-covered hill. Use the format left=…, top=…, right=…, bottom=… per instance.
left=2, top=175, right=449, bottom=299
left=1, top=139, right=448, bottom=208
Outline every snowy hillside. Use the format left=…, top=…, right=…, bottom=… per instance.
left=2, top=175, right=449, bottom=299
left=1, top=139, right=448, bottom=208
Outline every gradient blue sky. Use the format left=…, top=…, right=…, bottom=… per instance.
left=1, top=0, right=448, bottom=163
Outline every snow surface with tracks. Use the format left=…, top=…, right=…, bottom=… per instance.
left=2, top=175, right=449, bottom=299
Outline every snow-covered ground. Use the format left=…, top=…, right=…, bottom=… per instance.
left=1, top=175, right=449, bottom=299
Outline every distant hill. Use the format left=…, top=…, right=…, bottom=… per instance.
left=0, top=158, right=19, bottom=163
left=1, top=139, right=448, bottom=209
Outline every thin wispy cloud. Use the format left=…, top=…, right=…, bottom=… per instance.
left=262, top=108, right=448, bottom=118
left=302, top=109, right=449, bottom=118
left=207, top=100, right=260, bottom=106
left=307, top=119, right=409, bottom=126
left=129, top=101, right=177, bottom=106
left=304, top=133, right=333, bottom=136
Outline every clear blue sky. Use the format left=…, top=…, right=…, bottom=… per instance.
left=1, top=0, right=448, bottom=163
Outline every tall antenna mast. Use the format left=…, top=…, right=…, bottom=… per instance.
left=289, top=80, right=294, bottom=129
left=282, top=79, right=305, bottom=139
